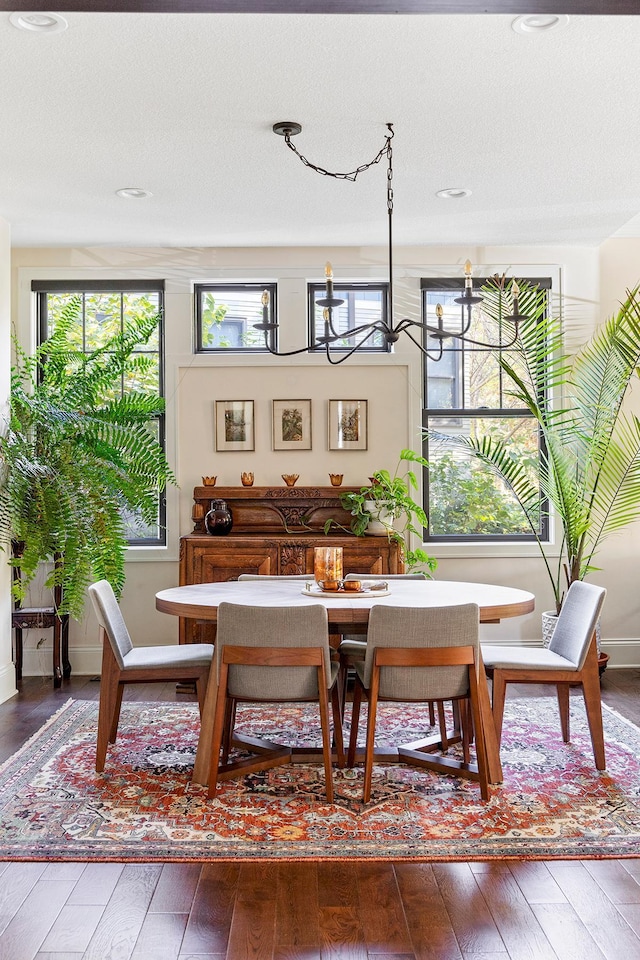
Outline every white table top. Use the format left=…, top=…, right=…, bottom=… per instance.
left=156, top=578, right=535, bottom=625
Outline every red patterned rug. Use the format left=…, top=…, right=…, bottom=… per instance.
left=1, top=697, right=639, bottom=862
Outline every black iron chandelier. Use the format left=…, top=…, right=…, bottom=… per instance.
left=254, top=122, right=527, bottom=364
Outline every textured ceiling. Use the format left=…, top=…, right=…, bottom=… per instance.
left=1, top=11, right=639, bottom=248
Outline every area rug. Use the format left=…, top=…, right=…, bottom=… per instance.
left=1, top=697, right=639, bottom=862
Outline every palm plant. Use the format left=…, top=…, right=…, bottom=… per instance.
left=427, top=280, right=640, bottom=613
left=0, top=296, right=175, bottom=618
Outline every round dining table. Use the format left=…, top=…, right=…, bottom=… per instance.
left=155, top=578, right=535, bottom=786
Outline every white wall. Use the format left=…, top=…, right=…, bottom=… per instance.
left=9, top=240, right=640, bottom=676
left=0, top=218, right=17, bottom=703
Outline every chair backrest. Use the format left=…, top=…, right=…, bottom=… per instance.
left=88, top=579, right=133, bottom=669
left=363, top=603, right=480, bottom=701
left=237, top=574, right=309, bottom=580
left=345, top=573, right=425, bottom=580
left=548, top=580, right=606, bottom=668
left=216, top=602, right=331, bottom=700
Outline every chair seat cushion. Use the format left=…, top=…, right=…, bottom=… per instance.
left=339, top=637, right=367, bottom=659
left=122, top=643, right=214, bottom=671
left=481, top=644, right=577, bottom=671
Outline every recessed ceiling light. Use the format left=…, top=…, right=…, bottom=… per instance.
left=115, top=187, right=153, bottom=200
left=511, top=14, right=569, bottom=35
left=9, top=12, right=68, bottom=33
left=436, top=187, right=472, bottom=200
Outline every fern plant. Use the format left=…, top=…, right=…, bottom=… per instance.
left=0, top=296, right=175, bottom=618
left=427, top=280, right=640, bottom=612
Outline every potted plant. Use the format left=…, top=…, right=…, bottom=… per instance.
left=427, top=280, right=640, bottom=633
left=0, top=296, right=175, bottom=619
left=324, top=448, right=437, bottom=575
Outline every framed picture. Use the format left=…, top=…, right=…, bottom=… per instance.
left=328, top=399, right=368, bottom=451
left=272, top=399, right=312, bottom=451
left=215, top=400, right=255, bottom=452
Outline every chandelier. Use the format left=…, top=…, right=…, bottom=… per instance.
left=253, top=122, right=527, bottom=364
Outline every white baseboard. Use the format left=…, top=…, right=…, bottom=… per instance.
left=0, top=662, right=18, bottom=703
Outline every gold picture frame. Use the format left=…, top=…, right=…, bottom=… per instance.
left=328, top=399, right=368, bottom=451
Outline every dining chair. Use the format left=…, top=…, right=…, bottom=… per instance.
left=208, top=601, right=344, bottom=801
left=347, top=602, right=493, bottom=802
left=88, top=579, right=214, bottom=773
left=338, top=573, right=432, bottom=719
left=481, top=579, right=607, bottom=769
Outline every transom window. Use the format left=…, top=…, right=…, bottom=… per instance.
left=195, top=283, right=277, bottom=352
left=33, top=280, right=165, bottom=546
left=421, top=277, right=551, bottom=542
left=308, top=282, right=389, bottom=351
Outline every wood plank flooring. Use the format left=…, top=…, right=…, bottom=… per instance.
left=0, top=669, right=638, bottom=960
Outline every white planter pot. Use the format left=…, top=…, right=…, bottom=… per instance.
left=542, top=608, right=601, bottom=653
left=363, top=501, right=395, bottom=536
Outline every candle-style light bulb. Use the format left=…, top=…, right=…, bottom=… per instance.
left=435, top=303, right=444, bottom=328
left=261, top=289, right=269, bottom=322
left=324, top=261, right=334, bottom=300
left=464, top=259, right=473, bottom=290
left=323, top=307, right=330, bottom=322
left=511, top=278, right=520, bottom=317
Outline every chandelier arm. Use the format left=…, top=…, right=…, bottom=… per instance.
left=443, top=326, right=521, bottom=350
left=323, top=325, right=390, bottom=365
left=401, top=326, right=444, bottom=362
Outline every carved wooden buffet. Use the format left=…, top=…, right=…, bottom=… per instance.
left=179, top=486, right=403, bottom=645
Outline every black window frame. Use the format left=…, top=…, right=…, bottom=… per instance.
left=307, top=281, right=391, bottom=353
left=421, top=276, right=552, bottom=545
left=194, top=282, right=277, bottom=353
left=33, top=279, right=167, bottom=548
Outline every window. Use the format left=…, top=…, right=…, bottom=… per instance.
left=195, top=283, right=277, bottom=352
left=308, top=282, right=389, bottom=351
left=421, top=277, right=551, bottom=542
left=33, top=280, right=166, bottom=546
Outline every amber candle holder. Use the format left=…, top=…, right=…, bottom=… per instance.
left=313, top=546, right=343, bottom=586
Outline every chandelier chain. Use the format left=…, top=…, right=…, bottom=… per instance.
left=283, top=123, right=395, bottom=183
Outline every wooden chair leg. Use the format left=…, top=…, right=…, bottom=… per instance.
left=557, top=683, right=570, bottom=742
left=331, top=684, right=345, bottom=768
left=317, top=674, right=334, bottom=803
left=582, top=662, right=606, bottom=771
left=109, top=685, right=124, bottom=743
left=467, top=675, right=490, bottom=801
left=194, top=666, right=210, bottom=716
left=490, top=670, right=507, bottom=747
left=221, top=698, right=236, bottom=763
left=428, top=701, right=435, bottom=726
left=460, top=699, right=471, bottom=764
left=347, top=678, right=363, bottom=767
left=363, top=667, right=381, bottom=804
left=96, top=641, right=122, bottom=773
left=208, top=663, right=231, bottom=798
left=437, top=701, right=449, bottom=751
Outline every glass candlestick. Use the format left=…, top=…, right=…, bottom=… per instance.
left=313, top=546, right=343, bottom=586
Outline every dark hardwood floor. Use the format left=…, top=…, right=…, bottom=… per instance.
left=0, top=669, right=639, bottom=960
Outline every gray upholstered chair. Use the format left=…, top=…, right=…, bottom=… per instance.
left=347, top=602, right=493, bottom=802
left=208, top=602, right=344, bottom=801
left=482, top=580, right=607, bottom=770
left=338, top=573, right=433, bottom=720
left=88, top=579, right=214, bottom=773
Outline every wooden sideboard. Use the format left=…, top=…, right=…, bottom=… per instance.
left=179, top=486, right=403, bottom=645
